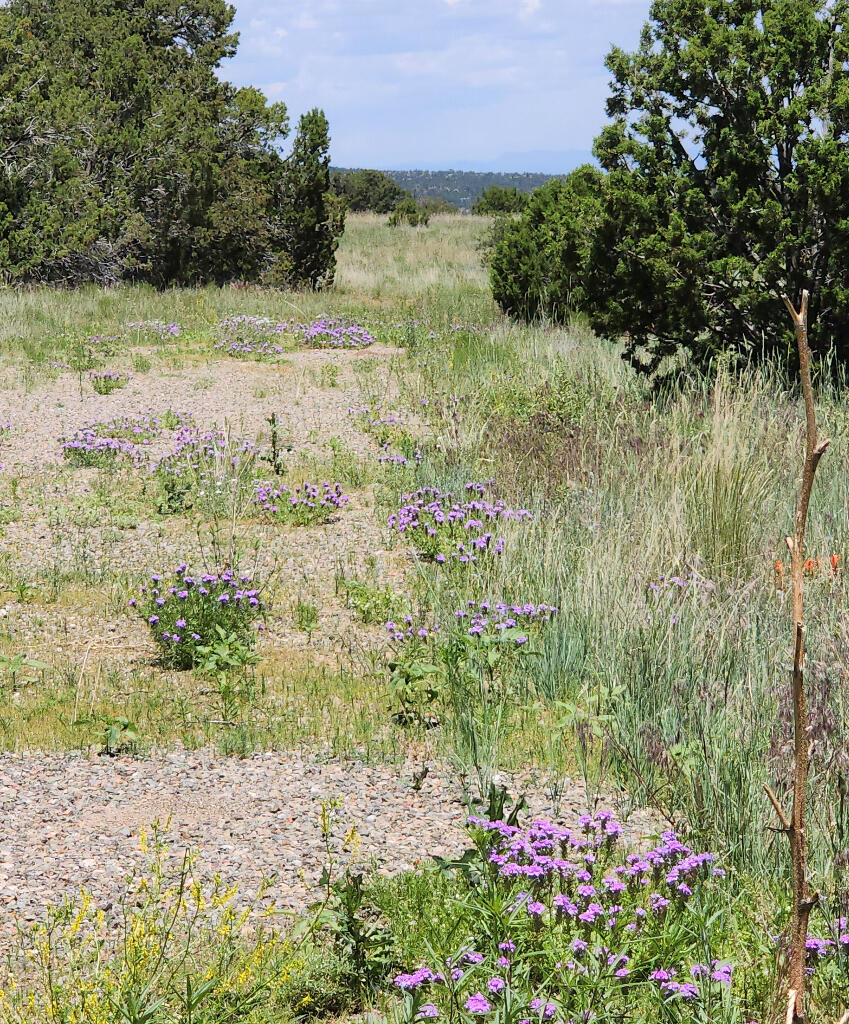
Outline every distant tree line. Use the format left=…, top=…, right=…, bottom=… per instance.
left=0, top=0, right=343, bottom=288
left=330, top=169, right=458, bottom=223
left=492, top=0, right=849, bottom=379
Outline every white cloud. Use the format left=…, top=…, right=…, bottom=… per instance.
left=226, top=0, right=651, bottom=167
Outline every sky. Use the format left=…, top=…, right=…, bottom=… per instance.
left=223, top=0, right=651, bottom=174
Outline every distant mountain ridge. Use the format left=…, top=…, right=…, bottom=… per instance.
left=331, top=168, right=562, bottom=210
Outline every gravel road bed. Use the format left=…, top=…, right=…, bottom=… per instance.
left=0, top=749, right=660, bottom=936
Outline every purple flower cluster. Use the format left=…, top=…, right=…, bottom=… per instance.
left=385, top=617, right=439, bottom=643
left=89, top=370, right=131, bottom=395
left=213, top=315, right=375, bottom=356
left=378, top=444, right=422, bottom=466
left=87, top=333, right=128, bottom=354
left=780, top=920, right=849, bottom=969
left=60, top=411, right=194, bottom=468
left=133, top=564, right=263, bottom=670
left=394, top=813, right=734, bottom=1022
left=648, top=573, right=715, bottom=594
left=61, top=429, right=142, bottom=467
left=217, top=315, right=288, bottom=335
left=155, top=428, right=261, bottom=479
left=454, top=601, right=557, bottom=644
left=387, top=486, right=533, bottom=565
left=213, top=316, right=290, bottom=359
left=253, top=480, right=349, bottom=526
left=394, top=968, right=444, bottom=991
left=294, top=316, right=375, bottom=349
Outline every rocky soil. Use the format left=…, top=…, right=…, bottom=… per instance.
left=0, top=747, right=660, bottom=939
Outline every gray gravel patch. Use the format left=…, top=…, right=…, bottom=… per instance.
left=0, top=749, right=660, bottom=936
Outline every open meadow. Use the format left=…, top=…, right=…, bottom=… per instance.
left=0, top=214, right=847, bottom=1020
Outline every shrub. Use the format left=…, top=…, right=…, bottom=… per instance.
left=132, top=564, right=263, bottom=670
left=472, top=185, right=528, bottom=216
left=331, top=168, right=408, bottom=213
left=417, top=197, right=457, bottom=215
left=489, top=166, right=606, bottom=323
left=389, top=198, right=431, bottom=227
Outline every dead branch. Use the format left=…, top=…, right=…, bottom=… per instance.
left=770, top=290, right=829, bottom=1023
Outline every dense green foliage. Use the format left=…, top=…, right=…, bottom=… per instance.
left=493, top=0, right=849, bottom=379
left=489, top=167, right=605, bottom=321
left=281, top=109, right=345, bottom=289
left=471, top=184, right=528, bottom=215
left=331, top=168, right=408, bottom=213
left=388, top=198, right=430, bottom=227
left=0, top=0, right=341, bottom=289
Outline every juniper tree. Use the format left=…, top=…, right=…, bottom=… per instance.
left=281, top=109, right=345, bottom=289
left=0, top=0, right=291, bottom=285
left=590, top=0, right=849, bottom=378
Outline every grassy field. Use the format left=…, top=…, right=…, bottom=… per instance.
left=0, top=214, right=847, bottom=1020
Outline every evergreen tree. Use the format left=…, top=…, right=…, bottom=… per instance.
left=589, top=0, right=849, bottom=377
left=0, top=0, right=292, bottom=285
left=331, top=168, right=407, bottom=213
left=472, top=185, right=528, bottom=215
left=491, top=0, right=849, bottom=379
left=489, top=167, right=605, bottom=321
left=281, top=109, right=345, bottom=289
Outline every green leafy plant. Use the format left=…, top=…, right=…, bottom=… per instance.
left=315, top=871, right=396, bottom=998
left=338, top=577, right=408, bottom=625
left=102, top=716, right=139, bottom=755
left=293, top=598, right=319, bottom=634
left=0, top=651, right=48, bottom=688
left=133, top=566, right=263, bottom=670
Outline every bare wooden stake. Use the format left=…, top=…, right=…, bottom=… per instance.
left=766, top=290, right=830, bottom=1023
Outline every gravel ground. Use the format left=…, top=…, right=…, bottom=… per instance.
left=0, top=342, right=657, bottom=936
left=0, top=344, right=400, bottom=471
left=0, top=747, right=661, bottom=937
left=0, top=343, right=413, bottom=667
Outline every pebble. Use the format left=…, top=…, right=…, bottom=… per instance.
left=0, top=747, right=660, bottom=931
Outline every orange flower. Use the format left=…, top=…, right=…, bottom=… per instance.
left=831, top=554, right=840, bottom=573
left=775, top=558, right=784, bottom=576
left=804, top=557, right=821, bottom=575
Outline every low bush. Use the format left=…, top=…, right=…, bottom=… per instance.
left=132, top=564, right=263, bottom=670
left=389, top=199, right=431, bottom=227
